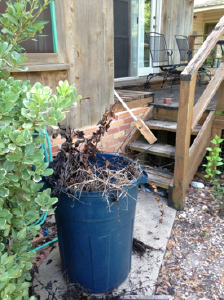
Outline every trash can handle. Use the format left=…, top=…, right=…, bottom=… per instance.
left=139, top=170, right=149, bottom=184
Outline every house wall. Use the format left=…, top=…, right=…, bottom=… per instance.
left=160, top=0, right=194, bottom=64
left=192, top=9, right=224, bottom=54
left=12, top=70, right=69, bottom=93
left=10, top=0, right=114, bottom=133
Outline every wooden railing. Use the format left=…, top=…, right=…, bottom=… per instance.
left=172, top=16, right=224, bottom=210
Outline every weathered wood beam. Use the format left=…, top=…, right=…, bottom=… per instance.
left=192, top=62, right=224, bottom=129
left=188, top=111, right=215, bottom=184
left=121, top=106, right=153, bottom=153
left=63, top=0, right=114, bottom=129
left=114, top=97, right=153, bottom=113
left=212, top=119, right=224, bottom=129
left=145, top=120, right=201, bottom=135
left=216, top=76, right=224, bottom=112
left=172, top=74, right=197, bottom=210
left=181, top=16, right=224, bottom=80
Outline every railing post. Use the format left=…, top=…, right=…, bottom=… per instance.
left=216, top=61, right=224, bottom=113
left=189, top=35, right=195, bottom=53
left=212, top=78, right=224, bottom=137
left=172, top=74, right=197, bottom=210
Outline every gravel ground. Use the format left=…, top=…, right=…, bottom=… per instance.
left=155, top=184, right=224, bottom=300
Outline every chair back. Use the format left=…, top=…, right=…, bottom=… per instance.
left=145, top=32, right=172, bottom=67
left=175, top=35, right=192, bottom=64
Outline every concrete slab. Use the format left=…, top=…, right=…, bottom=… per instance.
left=33, top=190, right=176, bottom=299
left=114, top=190, right=176, bottom=296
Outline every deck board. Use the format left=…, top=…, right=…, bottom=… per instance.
left=143, top=167, right=173, bottom=189
left=129, top=140, right=176, bottom=158
left=114, top=89, right=154, bottom=102
left=145, top=120, right=201, bottom=135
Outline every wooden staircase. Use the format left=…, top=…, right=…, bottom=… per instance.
left=125, top=16, right=224, bottom=210
left=127, top=104, right=202, bottom=194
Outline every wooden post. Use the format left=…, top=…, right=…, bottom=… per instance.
left=216, top=68, right=224, bottom=113
left=172, top=74, right=197, bottom=210
left=63, top=0, right=114, bottom=129
left=189, top=35, right=195, bottom=53
left=212, top=57, right=224, bottom=134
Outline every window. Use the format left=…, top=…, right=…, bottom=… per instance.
left=0, top=0, right=57, bottom=53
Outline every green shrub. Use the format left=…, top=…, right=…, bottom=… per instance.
left=0, top=1, right=80, bottom=299
left=203, top=135, right=224, bottom=204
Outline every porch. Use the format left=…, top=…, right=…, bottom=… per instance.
left=113, top=13, right=224, bottom=210
left=114, top=78, right=219, bottom=191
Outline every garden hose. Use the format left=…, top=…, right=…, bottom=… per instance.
left=29, top=237, right=58, bottom=254
left=31, top=128, right=58, bottom=253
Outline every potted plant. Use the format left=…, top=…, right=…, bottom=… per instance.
left=46, top=107, right=149, bottom=293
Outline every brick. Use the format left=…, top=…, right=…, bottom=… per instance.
left=120, top=124, right=130, bottom=131
left=107, top=140, right=117, bottom=147
left=163, top=98, right=172, bottom=104
left=101, top=135, right=113, bottom=143
left=124, top=117, right=135, bottom=124
left=131, top=107, right=148, bottom=115
left=51, top=137, right=64, bottom=145
left=110, top=119, right=124, bottom=128
left=114, top=130, right=125, bottom=139
left=130, top=122, right=136, bottom=128
left=126, top=128, right=133, bottom=135
left=100, top=143, right=107, bottom=149
left=52, top=145, right=60, bottom=153
left=115, top=143, right=122, bottom=151
left=104, top=146, right=115, bottom=153
left=114, top=115, right=119, bottom=120
left=108, top=127, right=119, bottom=135
left=117, top=111, right=130, bottom=120
left=76, top=144, right=85, bottom=151
left=84, top=126, right=98, bottom=136
left=120, top=136, right=128, bottom=143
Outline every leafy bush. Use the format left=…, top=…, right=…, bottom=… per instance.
left=203, top=135, right=224, bottom=204
left=0, top=1, right=80, bottom=299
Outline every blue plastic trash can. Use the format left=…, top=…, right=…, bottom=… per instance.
left=52, top=153, right=148, bottom=293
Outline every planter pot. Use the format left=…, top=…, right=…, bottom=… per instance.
left=49, top=153, right=148, bottom=293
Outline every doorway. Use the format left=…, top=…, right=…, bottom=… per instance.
left=138, top=0, right=161, bottom=76
left=114, top=0, right=131, bottom=78
left=114, top=0, right=161, bottom=79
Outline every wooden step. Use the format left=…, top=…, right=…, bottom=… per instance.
left=114, top=90, right=154, bottom=113
left=129, top=140, right=175, bottom=158
left=153, top=104, right=178, bottom=122
left=145, top=120, right=201, bottom=135
left=152, top=103, right=210, bottom=125
left=142, top=166, right=173, bottom=189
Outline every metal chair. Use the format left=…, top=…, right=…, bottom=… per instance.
left=145, top=32, right=182, bottom=92
left=175, top=35, right=215, bottom=85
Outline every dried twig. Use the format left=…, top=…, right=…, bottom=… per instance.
left=48, top=105, right=141, bottom=202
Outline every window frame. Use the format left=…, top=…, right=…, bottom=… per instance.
left=16, top=0, right=68, bottom=70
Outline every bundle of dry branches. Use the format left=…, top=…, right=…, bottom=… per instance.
left=48, top=105, right=141, bottom=199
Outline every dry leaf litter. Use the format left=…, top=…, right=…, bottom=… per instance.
left=156, top=184, right=224, bottom=300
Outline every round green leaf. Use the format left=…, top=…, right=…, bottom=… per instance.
left=0, top=187, right=9, bottom=198
left=17, top=228, right=26, bottom=240
left=6, top=148, right=23, bottom=162
left=0, top=168, right=6, bottom=180
left=0, top=243, right=5, bottom=252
